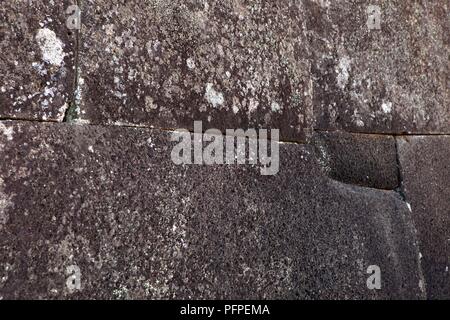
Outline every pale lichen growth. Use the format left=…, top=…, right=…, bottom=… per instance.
left=186, top=58, right=196, bottom=70
left=0, top=123, right=14, bottom=141
left=336, top=56, right=351, bottom=89
left=36, top=28, right=65, bottom=66
left=271, top=101, right=282, bottom=113
left=204, top=83, right=224, bottom=109
left=381, top=101, right=393, bottom=114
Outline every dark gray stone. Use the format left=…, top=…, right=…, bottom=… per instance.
left=306, top=0, right=449, bottom=134
left=0, top=121, right=424, bottom=299
left=75, top=0, right=312, bottom=141
left=397, top=135, right=450, bottom=299
left=74, top=0, right=449, bottom=138
left=312, top=131, right=398, bottom=190
left=0, top=0, right=76, bottom=121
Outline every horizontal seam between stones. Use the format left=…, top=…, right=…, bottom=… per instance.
left=313, top=128, right=450, bottom=137
left=2, top=119, right=449, bottom=142
left=0, top=117, right=59, bottom=124
left=0, top=118, right=309, bottom=144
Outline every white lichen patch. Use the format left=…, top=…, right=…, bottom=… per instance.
left=145, top=96, right=158, bottom=111
left=31, top=62, right=48, bottom=76
left=39, top=84, right=62, bottom=112
left=271, top=101, right=282, bottom=112
left=36, top=28, right=65, bottom=66
left=0, top=123, right=14, bottom=141
left=381, top=101, right=393, bottom=114
left=0, top=199, right=10, bottom=228
left=112, top=286, right=129, bottom=300
left=75, top=76, right=84, bottom=107
left=248, top=98, right=259, bottom=113
left=186, top=58, right=195, bottom=70
left=147, top=137, right=155, bottom=148
left=205, top=83, right=224, bottom=108
left=336, top=56, right=351, bottom=89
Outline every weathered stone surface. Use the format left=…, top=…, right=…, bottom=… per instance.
left=307, top=0, right=449, bottom=134
left=0, top=0, right=76, bottom=121
left=312, top=131, right=398, bottom=189
left=75, top=0, right=312, bottom=141
left=397, top=136, right=450, bottom=299
left=74, top=0, right=449, bottom=138
left=0, top=121, right=424, bottom=299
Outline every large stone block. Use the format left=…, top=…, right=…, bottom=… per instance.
left=75, top=0, right=312, bottom=141
left=0, top=121, right=424, bottom=299
left=306, top=0, right=449, bottom=134
left=397, top=135, right=450, bottom=299
left=0, top=0, right=76, bottom=121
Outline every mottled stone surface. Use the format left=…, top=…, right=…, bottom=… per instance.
left=2, top=0, right=449, bottom=137
left=1, top=0, right=448, bottom=301
left=75, top=0, right=449, bottom=138
left=307, top=0, right=449, bottom=134
left=0, top=0, right=76, bottom=121
left=0, top=122, right=424, bottom=299
left=312, top=131, right=398, bottom=189
left=75, top=0, right=312, bottom=141
left=397, top=136, right=450, bottom=299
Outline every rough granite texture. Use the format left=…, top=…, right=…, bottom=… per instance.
left=0, top=122, right=425, bottom=299
left=0, top=0, right=76, bottom=122
left=73, top=0, right=450, bottom=139
left=312, top=131, right=398, bottom=189
left=0, top=0, right=449, bottom=301
left=76, top=0, right=312, bottom=141
left=307, top=0, right=449, bottom=134
left=2, top=1, right=448, bottom=138
left=397, top=136, right=450, bottom=300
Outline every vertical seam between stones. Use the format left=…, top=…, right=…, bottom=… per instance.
left=394, top=135, right=428, bottom=299
left=64, top=0, right=80, bottom=122
left=394, top=136, right=406, bottom=200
